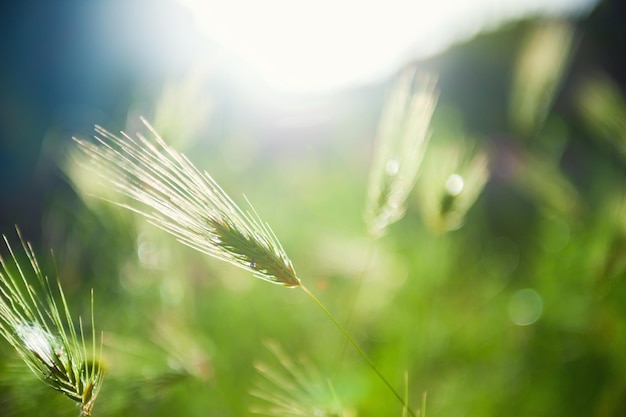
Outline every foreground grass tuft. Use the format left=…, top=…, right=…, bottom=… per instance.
left=0, top=229, right=104, bottom=416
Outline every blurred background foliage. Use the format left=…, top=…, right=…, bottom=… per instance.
left=1, top=0, right=626, bottom=416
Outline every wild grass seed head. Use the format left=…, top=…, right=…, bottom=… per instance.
left=510, top=20, right=575, bottom=138
left=576, top=74, right=626, bottom=162
left=365, top=68, right=439, bottom=237
left=250, top=340, right=355, bottom=417
left=0, top=229, right=104, bottom=416
left=72, top=118, right=300, bottom=287
left=416, top=140, right=490, bottom=233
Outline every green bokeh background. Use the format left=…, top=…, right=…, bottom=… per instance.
left=1, top=1, right=625, bottom=416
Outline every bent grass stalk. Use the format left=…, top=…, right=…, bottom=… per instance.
left=72, top=119, right=417, bottom=416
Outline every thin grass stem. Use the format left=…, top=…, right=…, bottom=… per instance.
left=299, top=283, right=416, bottom=417
left=403, top=371, right=409, bottom=417
left=335, top=241, right=375, bottom=364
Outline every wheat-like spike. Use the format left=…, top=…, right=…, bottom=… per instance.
left=72, top=118, right=300, bottom=287
left=365, top=68, right=439, bottom=237
left=0, top=228, right=104, bottom=416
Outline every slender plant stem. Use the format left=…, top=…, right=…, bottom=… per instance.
left=299, top=283, right=416, bottom=417
left=336, top=240, right=376, bottom=363
left=403, top=371, right=409, bottom=417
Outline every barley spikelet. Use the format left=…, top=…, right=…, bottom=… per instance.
left=0, top=229, right=104, bottom=416
left=73, top=119, right=300, bottom=287
left=365, top=68, right=439, bottom=237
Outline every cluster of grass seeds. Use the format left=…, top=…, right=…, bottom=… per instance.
left=0, top=229, right=104, bottom=416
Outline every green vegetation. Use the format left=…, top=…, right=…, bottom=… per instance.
left=1, top=18, right=625, bottom=417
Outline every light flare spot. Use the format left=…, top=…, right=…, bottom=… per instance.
left=160, top=279, right=185, bottom=305
left=541, top=216, right=570, bottom=253
left=16, top=324, right=57, bottom=367
left=385, top=159, right=400, bottom=176
left=445, top=173, right=464, bottom=196
left=483, top=237, right=520, bottom=277
left=138, top=241, right=161, bottom=269
left=508, top=288, right=543, bottom=326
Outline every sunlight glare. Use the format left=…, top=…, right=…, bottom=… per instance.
left=175, top=0, right=596, bottom=95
